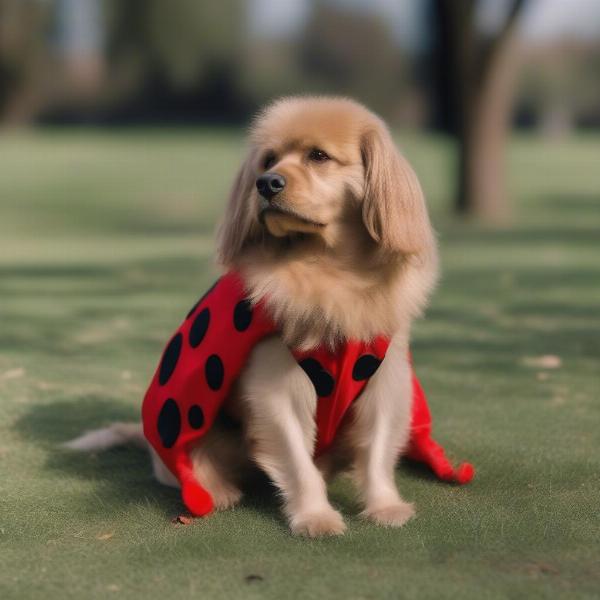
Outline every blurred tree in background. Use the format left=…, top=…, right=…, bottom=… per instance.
left=429, top=0, right=527, bottom=219
left=299, top=1, right=414, bottom=120
left=0, top=0, right=51, bottom=122
left=519, top=39, right=600, bottom=134
left=1, top=0, right=599, bottom=219
left=103, top=0, right=249, bottom=121
left=236, top=1, right=418, bottom=125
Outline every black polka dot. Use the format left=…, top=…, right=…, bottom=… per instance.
left=352, top=354, right=382, bottom=381
left=205, top=354, right=224, bottom=391
left=233, top=299, right=253, bottom=332
left=157, top=398, right=181, bottom=448
left=298, top=358, right=335, bottom=397
left=159, top=333, right=182, bottom=386
left=189, top=307, right=210, bottom=348
left=186, top=280, right=218, bottom=319
left=188, top=405, right=205, bottom=429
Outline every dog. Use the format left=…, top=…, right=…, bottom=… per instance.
left=66, top=96, right=439, bottom=537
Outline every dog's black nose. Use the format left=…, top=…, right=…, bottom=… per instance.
left=256, top=172, right=286, bottom=200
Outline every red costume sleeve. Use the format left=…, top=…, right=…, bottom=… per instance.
left=406, top=368, right=474, bottom=484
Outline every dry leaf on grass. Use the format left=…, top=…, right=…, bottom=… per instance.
left=524, top=562, right=560, bottom=576
left=0, top=368, right=25, bottom=381
left=96, top=532, right=114, bottom=540
left=171, top=514, right=193, bottom=525
left=522, top=355, right=562, bottom=369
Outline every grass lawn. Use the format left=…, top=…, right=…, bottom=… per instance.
left=1, top=128, right=599, bottom=599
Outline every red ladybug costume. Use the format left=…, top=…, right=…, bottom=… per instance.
left=142, top=272, right=474, bottom=517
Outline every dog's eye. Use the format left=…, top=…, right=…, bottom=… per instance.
left=308, top=148, right=330, bottom=163
left=263, top=152, right=276, bottom=170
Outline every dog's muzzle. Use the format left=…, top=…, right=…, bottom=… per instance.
left=256, top=172, right=286, bottom=200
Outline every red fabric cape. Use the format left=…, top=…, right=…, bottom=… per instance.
left=142, top=272, right=473, bottom=516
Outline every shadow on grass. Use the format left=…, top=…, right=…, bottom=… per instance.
left=400, top=459, right=448, bottom=484
left=440, top=192, right=600, bottom=246
left=13, top=394, right=428, bottom=523
left=14, top=395, right=285, bottom=523
left=0, top=254, right=218, bottom=359
left=417, top=261, right=600, bottom=370
left=537, top=192, right=600, bottom=219
left=0, top=255, right=211, bottom=296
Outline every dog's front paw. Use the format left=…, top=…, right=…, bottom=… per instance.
left=290, top=508, right=347, bottom=538
left=363, top=501, right=415, bottom=528
left=211, top=484, right=242, bottom=511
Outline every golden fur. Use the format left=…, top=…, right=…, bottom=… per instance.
left=67, top=97, right=439, bottom=537
left=217, top=96, right=437, bottom=349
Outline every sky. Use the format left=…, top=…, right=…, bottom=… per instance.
left=521, top=0, right=600, bottom=42
left=248, top=0, right=600, bottom=48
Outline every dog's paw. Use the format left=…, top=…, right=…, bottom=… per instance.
left=211, top=484, right=243, bottom=511
left=290, top=508, right=347, bottom=538
left=363, top=501, right=415, bottom=528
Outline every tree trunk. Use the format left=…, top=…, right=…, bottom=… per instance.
left=432, top=0, right=527, bottom=218
left=447, top=1, right=476, bottom=214
left=457, top=30, right=519, bottom=220
left=458, top=33, right=521, bottom=219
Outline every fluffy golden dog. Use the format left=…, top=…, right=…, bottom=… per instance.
left=67, top=97, right=438, bottom=537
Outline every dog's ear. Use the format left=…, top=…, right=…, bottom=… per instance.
left=216, top=149, right=261, bottom=267
left=361, top=122, right=433, bottom=255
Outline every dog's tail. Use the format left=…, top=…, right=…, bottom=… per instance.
left=63, top=422, right=145, bottom=452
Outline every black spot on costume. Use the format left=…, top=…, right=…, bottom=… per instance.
left=233, top=299, right=253, bottom=332
left=352, top=354, right=382, bottom=381
left=157, top=398, right=181, bottom=448
left=205, top=354, right=224, bottom=391
left=158, top=333, right=182, bottom=386
left=189, top=308, right=210, bottom=348
left=188, top=405, right=205, bottom=429
left=298, top=358, right=335, bottom=397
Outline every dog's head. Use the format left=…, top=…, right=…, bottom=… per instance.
left=217, top=96, right=433, bottom=266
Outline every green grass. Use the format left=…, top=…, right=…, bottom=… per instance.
left=1, top=128, right=599, bottom=599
